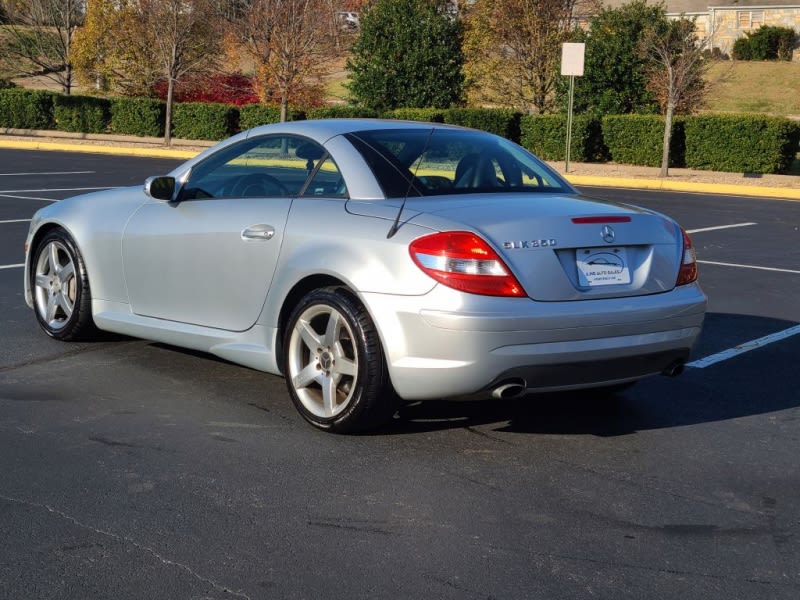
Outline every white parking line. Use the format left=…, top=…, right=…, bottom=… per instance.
left=688, top=324, right=800, bottom=368
left=0, top=194, right=58, bottom=202
left=697, top=260, right=800, bottom=275
left=0, top=219, right=31, bottom=224
left=0, top=264, right=24, bottom=270
left=0, top=171, right=94, bottom=177
left=687, top=222, right=757, bottom=234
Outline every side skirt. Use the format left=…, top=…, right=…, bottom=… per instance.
left=92, top=299, right=280, bottom=374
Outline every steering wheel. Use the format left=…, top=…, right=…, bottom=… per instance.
left=231, top=173, right=289, bottom=197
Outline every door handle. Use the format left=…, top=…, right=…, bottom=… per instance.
left=242, top=225, right=275, bottom=241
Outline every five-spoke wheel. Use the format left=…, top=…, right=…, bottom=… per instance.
left=283, top=287, right=395, bottom=432
left=31, top=229, right=96, bottom=340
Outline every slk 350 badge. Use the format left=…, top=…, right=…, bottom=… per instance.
left=503, top=239, right=557, bottom=249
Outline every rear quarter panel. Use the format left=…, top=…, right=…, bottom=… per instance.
left=260, top=197, right=437, bottom=329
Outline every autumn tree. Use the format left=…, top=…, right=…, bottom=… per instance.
left=0, top=0, right=83, bottom=94
left=347, top=0, right=464, bottom=112
left=226, top=0, right=337, bottom=122
left=71, top=0, right=157, bottom=95
left=641, top=17, right=707, bottom=177
left=463, top=0, right=597, bottom=114
left=71, top=0, right=220, bottom=144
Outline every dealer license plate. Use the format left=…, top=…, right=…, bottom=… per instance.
left=576, top=247, right=631, bottom=287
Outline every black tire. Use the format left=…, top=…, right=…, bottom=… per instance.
left=30, top=228, right=97, bottom=341
left=282, top=287, right=395, bottom=433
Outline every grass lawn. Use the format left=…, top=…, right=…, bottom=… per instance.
left=704, top=60, right=800, bottom=117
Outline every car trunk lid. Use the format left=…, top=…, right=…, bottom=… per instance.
left=350, top=193, right=683, bottom=301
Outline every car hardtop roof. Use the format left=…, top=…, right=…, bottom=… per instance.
left=245, top=118, right=476, bottom=143
left=168, top=118, right=500, bottom=179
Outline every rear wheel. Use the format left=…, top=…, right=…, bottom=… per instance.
left=283, top=287, right=395, bottom=433
left=31, top=229, right=97, bottom=341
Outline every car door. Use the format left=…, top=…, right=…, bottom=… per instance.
left=121, top=134, right=325, bottom=331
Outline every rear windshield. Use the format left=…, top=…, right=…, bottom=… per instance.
left=345, top=128, right=572, bottom=198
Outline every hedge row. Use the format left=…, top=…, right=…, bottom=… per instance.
left=520, top=114, right=606, bottom=163
left=0, top=89, right=56, bottom=130
left=684, top=114, right=800, bottom=174
left=602, top=114, right=686, bottom=168
left=521, top=113, right=798, bottom=174
left=2, top=88, right=798, bottom=173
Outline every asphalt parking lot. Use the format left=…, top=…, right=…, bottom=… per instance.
left=1, top=149, right=799, bottom=599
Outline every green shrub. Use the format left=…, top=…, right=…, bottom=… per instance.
left=346, top=0, right=465, bottom=112
left=306, top=105, right=378, bottom=119
left=238, top=104, right=308, bottom=130
left=238, top=104, right=282, bottom=130
left=172, top=102, right=238, bottom=140
left=684, top=114, right=800, bottom=173
left=519, top=114, right=606, bottom=162
left=53, top=94, right=111, bottom=133
left=602, top=114, right=685, bottom=167
left=0, top=89, right=56, bottom=130
left=385, top=107, right=445, bottom=122
left=442, top=108, right=522, bottom=142
left=732, top=37, right=752, bottom=61
left=732, top=25, right=798, bottom=61
left=110, top=97, right=165, bottom=137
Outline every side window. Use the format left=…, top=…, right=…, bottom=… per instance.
left=182, top=135, right=326, bottom=200
left=302, top=156, right=347, bottom=198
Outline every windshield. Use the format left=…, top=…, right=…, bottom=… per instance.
left=346, top=128, right=572, bottom=198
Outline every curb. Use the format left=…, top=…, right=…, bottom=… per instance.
left=2, top=136, right=798, bottom=201
left=1, top=139, right=199, bottom=160
left=565, top=174, right=800, bottom=201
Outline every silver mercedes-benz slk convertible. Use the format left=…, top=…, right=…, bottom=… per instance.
left=24, top=119, right=706, bottom=432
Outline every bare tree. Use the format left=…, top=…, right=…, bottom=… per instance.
left=138, top=0, right=221, bottom=144
left=0, top=0, right=82, bottom=94
left=228, top=0, right=337, bottom=122
left=463, top=0, right=599, bottom=113
left=641, top=17, right=708, bottom=177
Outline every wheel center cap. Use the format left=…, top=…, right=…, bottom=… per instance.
left=319, top=351, right=333, bottom=371
left=51, top=278, right=61, bottom=292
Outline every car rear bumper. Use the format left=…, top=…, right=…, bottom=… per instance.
left=361, top=283, right=706, bottom=400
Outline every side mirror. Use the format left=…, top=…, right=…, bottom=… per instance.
left=144, top=176, right=176, bottom=201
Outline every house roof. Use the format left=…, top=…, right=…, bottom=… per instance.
left=601, top=0, right=800, bottom=13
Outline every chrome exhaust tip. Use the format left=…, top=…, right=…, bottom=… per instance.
left=662, top=361, right=685, bottom=378
left=492, top=379, right=527, bottom=399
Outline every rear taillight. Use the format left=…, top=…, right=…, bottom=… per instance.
left=676, top=228, right=698, bottom=286
left=409, top=231, right=526, bottom=297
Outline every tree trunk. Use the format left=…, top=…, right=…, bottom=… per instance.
left=660, top=100, right=675, bottom=178
left=165, top=77, right=174, bottom=147
left=280, top=92, right=288, bottom=123
left=64, top=63, right=72, bottom=95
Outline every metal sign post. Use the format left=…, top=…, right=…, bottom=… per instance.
left=561, top=43, right=585, bottom=173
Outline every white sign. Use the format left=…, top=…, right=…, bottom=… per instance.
left=576, top=247, right=631, bottom=287
left=561, top=43, right=585, bottom=77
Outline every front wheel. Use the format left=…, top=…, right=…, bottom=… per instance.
left=283, top=287, right=395, bottom=433
left=31, top=228, right=97, bottom=341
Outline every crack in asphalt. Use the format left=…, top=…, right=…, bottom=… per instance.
left=0, top=493, right=252, bottom=600
left=0, top=342, right=131, bottom=374
left=489, top=542, right=799, bottom=588
left=464, top=425, right=515, bottom=446
left=549, top=456, right=777, bottom=520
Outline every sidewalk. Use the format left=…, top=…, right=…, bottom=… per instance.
left=2, top=128, right=799, bottom=200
